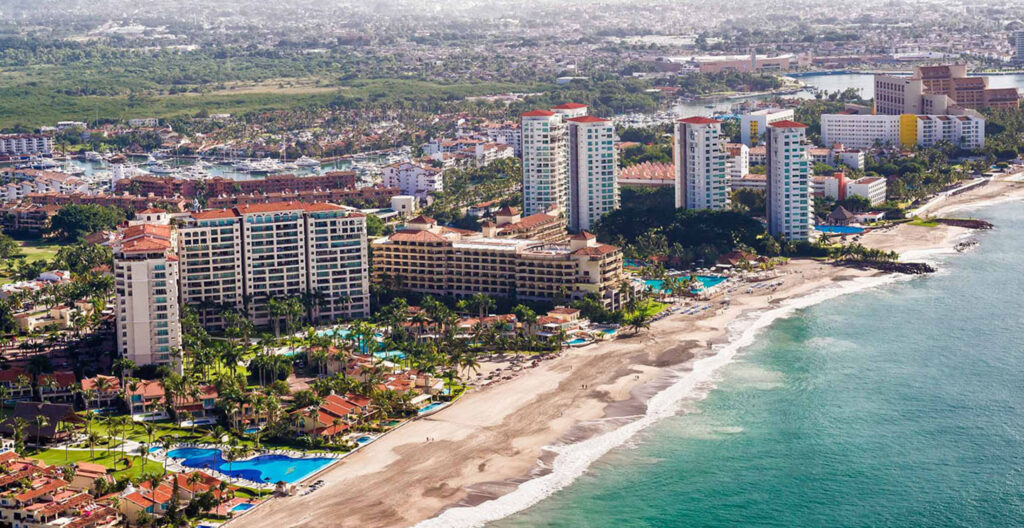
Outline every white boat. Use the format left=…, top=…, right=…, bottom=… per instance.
left=236, top=157, right=282, bottom=174
left=294, top=156, right=320, bottom=167
left=84, top=151, right=103, bottom=162
left=148, top=163, right=178, bottom=175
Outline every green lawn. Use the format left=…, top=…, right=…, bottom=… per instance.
left=17, top=239, right=61, bottom=263
left=28, top=446, right=166, bottom=480
left=632, top=300, right=668, bottom=318
left=908, top=218, right=939, bottom=228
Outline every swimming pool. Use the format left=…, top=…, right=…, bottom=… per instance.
left=566, top=338, right=589, bottom=346
left=418, top=402, right=445, bottom=414
left=373, top=350, right=406, bottom=361
left=230, top=503, right=254, bottom=512
left=165, top=448, right=335, bottom=484
left=148, top=446, right=162, bottom=453
left=644, top=275, right=726, bottom=294
left=600, top=328, right=617, bottom=335
left=243, top=427, right=260, bottom=435
left=355, top=436, right=373, bottom=445
left=816, top=225, right=865, bottom=234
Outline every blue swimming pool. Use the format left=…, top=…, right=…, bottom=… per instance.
left=165, top=448, right=335, bottom=484
left=373, top=350, right=406, bottom=361
left=230, top=503, right=254, bottom=512
left=566, top=338, right=589, bottom=345
left=644, top=275, right=726, bottom=294
left=418, top=402, right=445, bottom=414
left=816, top=225, right=865, bottom=234
left=356, top=436, right=373, bottom=444
left=243, top=427, right=260, bottom=434
left=148, top=446, right=162, bottom=453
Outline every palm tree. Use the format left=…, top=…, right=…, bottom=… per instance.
left=12, top=417, right=28, bottom=452
left=86, top=431, right=101, bottom=460
left=34, top=415, right=50, bottom=449
left=59, top=422, right=75, bottom=461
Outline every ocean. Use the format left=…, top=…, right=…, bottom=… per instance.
left=466, top=201, right=1024, bottom=527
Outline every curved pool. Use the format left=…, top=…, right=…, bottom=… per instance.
left=166, top=448, right=335, bottom=484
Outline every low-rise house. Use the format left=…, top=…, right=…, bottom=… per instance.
left=291, top=393, right=371, bottom=438
left=125, top=380, right=166, bottom=417
left=80, top=375, right=122, bottom=410
left=37, top=371, right=76, bottom=404
left=69, top=462, right=113, bottom=493
left=170, top=385, right=219, bottom=424
left=0, top=368, right=34, bottom=402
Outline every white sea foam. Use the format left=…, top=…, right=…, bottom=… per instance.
left=413, top=273, right=904, bottom=528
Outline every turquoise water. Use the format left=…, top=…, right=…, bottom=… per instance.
left=566, top=338, right=589, bottom=346
left=645, top=276, right=726, bottom=294
left=166, top=448, right=335, bottom=484
left=494, top=201, right=1024, bottom=527
left=419, top=402, right=445, bottom=414
left=374, top=350, right=406, bottom=361
left=231, top=503, right=254, bottom=512
left=816, top=225, right=866, bottom=234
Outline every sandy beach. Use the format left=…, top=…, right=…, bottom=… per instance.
left=233, top=176, right=1024, bottom=528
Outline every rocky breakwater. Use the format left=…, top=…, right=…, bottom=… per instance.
left=840, top=261, right=936, bottom=275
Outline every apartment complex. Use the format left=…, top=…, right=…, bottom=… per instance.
left=823, top=172, right=887, bottom=205
left=372, top=216, right=627, bottom=308
left=115, top=201, right=370, bottom=367
left=673, top=117, right=730, bottom=210
left=382, top=162, right=444, bottom=199
left=765, top=121, right=813, bottom=241
left=740, top=108, right=794, bottom=146
left=874, top=66, right=1019, bottom=115
left=0, top=134, right=53, bottom=157
left=113, top=222, right=182, bottom=371
left=521, top=103, right=619, bottom=231
left=566, top=116, right=619, bottom=232
left=821, top=113, right=985, bottom=149
left=521, top=110, right=570, bottom=218
left=179, top=202, right=370, bottom=327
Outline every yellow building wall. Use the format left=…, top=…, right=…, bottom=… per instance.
left=899, top=114, right=918, bottom=148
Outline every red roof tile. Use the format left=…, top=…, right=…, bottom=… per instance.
left=678, top=116, right=721, bottom=125
left=768, top=120, right=808, bottom=128
left=567, top=116, right=609, bottom=123
left=552, top=103, right=587, bottom=110
left=522, top=110, right=555, bottom=117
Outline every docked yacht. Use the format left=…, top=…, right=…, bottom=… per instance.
left=148, top=163, right=178, bottom=175
left=295, top=156, right=320, bottom=167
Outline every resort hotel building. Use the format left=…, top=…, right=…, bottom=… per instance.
left=874, top=65, right=1019, bottom=115
left=673, top=117, right=730, bottom=211
left=371, top=215, right=628, bottom=309
left=765, top=121, right=813, bottom=242
left=820, top=113, right=985, bottom=150
left=115, top=202, right=370, bottom=369
left=521, top=103, right=620, bottom=232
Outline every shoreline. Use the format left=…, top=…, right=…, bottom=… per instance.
left=233, top=178, right=1024, bottom=528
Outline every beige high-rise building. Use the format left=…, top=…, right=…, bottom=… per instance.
left=113, top=224, right=182, bottom=371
